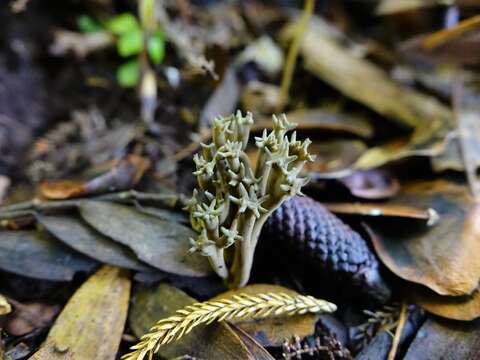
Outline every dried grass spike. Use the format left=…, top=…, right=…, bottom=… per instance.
left=122, top=292, right=336, bottom=360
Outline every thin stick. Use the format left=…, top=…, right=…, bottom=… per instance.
left=276, top=0, right=315, bottom=112
left=387, top=301, right=408, bottom=360
left=423, top=14, right=480, bottom=50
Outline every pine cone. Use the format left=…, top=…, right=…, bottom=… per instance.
left=262, top=196, right=390, bottom=303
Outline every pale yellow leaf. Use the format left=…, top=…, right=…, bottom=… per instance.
left=29, top=266, right=131, bottom=360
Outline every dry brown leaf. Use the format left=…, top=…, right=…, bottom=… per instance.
left=324, top=202, right=434, bottom=222
left=211, top=284, right=319, bottom=347
left=246, top=140, right=366, bottom=178
left=375, top=0, right=437, bottom=15
left=306, top=140, right=367, bottom=177
left=407, top=284, right=480, bottom=321
left=39, top=180, right=83, bottom=200
left=5, top=300, right=60, bottom=336
left=230, top=324, right=276, bottom=360
left=254, top=108, right=373, bottom=139
left=0, top=294, right=11, bottom=315
left=339, top=170, right=400, bottom=199
left=281, top=16, right=454, bottom=170
left=40, top=155, right=150, bottom=200
left=29, top=266, right=131, bottom=360
left=369, top=180, right=480, bottom=296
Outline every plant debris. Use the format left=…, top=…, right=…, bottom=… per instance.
left=2, top=1, right=480, bottom=359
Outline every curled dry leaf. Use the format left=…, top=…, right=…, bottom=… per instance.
left=407, top=283, right=480, bottom=321
left=339, top=170, right=400, bottom=199
left=79, top=201, right=212, bottom=277
left=40, top=155, right=151, bottom=200
left=5, top=300, right=60, bottom=336
left=36, top=214, right=151, bottom=272
left=369, top=180, right=480, bottom=296
left=0, top=231, right=97, bottom=281
left=29, top=266, right=131, bottom=360
left=129, top=283, right=255, bottom=360
left=210, top=284, right=319, bottom=347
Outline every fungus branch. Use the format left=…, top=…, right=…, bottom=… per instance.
left=186, top=111, right=314, bottom=288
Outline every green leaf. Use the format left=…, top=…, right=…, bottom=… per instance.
left=117, top=60, right=140, bottom=87
left=147, top=31, right=165, bottom=65
left=117, top=30, right=144, bottom=57
left=77, top=15, right=103, bottom=33
left=105, top=13, right=140, bottom=35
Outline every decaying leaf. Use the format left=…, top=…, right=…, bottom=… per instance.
left=29, top=266, right=130, bottom=360
left=324, top=202, right=434, bottom=222
left=404, top=317, right=480, bottom=359
left=281, top=16, right=454, bottom=170
left=129, top=283, right=255, bottom=360
left=230, top=324, right=276, bottom=360
left=0, top=231, right=97, bottom=281
left=50, top=30, right=114, bottom=58
left=453, top=78, right=480, bottom=200
left=253, top=107, right=373, bottom=139
left=210, top=284, right=319, bottom=347
left=40, top=155, right=151, bottom=200
left=339, top=170, right=400, bottom=199
left=5, top=300, right=60, bottom=336
left=408, top=284, right=480, bottom=321
left=306, top=140, right=367, bottom=177
left=36, top=214, right=150, bottom=271
left=369, top=180, right=480, bottom=296
left=376, top=0, right=437, bottom=15
left=247, top=139, right=366, bottom=179
left=0, top=294, right=11, bottom=315
left=79, top=201, right=212, bottom=277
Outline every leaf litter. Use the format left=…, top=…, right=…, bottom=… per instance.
left=2, top=1, right=480, bottom=359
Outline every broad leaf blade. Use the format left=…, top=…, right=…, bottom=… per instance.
left=29, top=266, right=131, bottom=360
left=0, top=231, right=97, bottom=281
left=370, top=180, right=480, bottom=296
left=79, top=201, right=212, bottom=277
left=37, top=214, right=150, bottom=272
